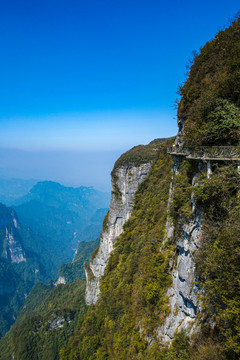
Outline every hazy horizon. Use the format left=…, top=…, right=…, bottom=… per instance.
left=1, top=0, right=239, bottom=191
left=0, top=148, right=126, bottom=192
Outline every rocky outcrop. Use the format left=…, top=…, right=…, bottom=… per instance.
left=0, top=204, right=26, bottom=264
left=4, top=228, right=26, bottom=264
left=159, top=130, right=202, bottom=342
left=175, top=117, right=184, bottom=148
left=159, top=207, right=202, bottom=341
left=85, top=162, right=152, bottom=305
left=55, top=276, right=66, bottom=286
left=48, top=316, right=70, bottom=330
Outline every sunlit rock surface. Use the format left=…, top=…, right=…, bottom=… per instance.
left=85, top=163, right=152, bottom=305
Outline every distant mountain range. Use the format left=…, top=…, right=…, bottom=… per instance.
left=0, top=202, right=48, bottom=337
left=12, top=181, right=110, bottom=276
left=0, top=178, right=37, bottom=206
left=0, top=180, right=110, bottom=337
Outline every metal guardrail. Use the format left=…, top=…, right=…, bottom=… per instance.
left=167, top=146, right=240, bottom=160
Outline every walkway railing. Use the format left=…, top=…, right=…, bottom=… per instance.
left=167, top=146, right=240, bottom=161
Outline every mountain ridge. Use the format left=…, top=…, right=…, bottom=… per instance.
left=0, top=16, right=240, bottom=360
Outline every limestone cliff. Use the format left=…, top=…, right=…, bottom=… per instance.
left=159, top=162, right=202, bottom=341
left=0, top=204, right=26, bottom=264
left=158, top=129, right=203, bottom=341
left=85, top=162, right=152, bottom=305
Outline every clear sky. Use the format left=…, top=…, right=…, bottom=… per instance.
left=0, top=0, right=239, bottom=190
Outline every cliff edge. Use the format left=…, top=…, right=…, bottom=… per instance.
left=85, top=139, right=166, bottom=305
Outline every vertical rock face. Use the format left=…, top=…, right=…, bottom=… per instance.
left=175, top=117, right=184, bottom=148
left=159, top=208, right=202, bottom=341
left=85, top=163, right=152, bottom=305
left=0, top=204, right=26, bottom=264
left=4, top=228, right=26, bottom=264
left=159, top=128, right=202, bottom=341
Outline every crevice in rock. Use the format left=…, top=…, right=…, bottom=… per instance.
left=177, top=245, right=188, bottom=256
left=179, top=292, right=197, bottom=315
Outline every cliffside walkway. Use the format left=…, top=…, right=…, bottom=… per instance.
left=167, top=146, right=240, bottom=162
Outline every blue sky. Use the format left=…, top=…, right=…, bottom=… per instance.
left=0, top=0, right=239, bottom=190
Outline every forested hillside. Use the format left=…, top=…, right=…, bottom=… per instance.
left=60, top=16, right=240, bottom=359
left=0, top=15, right=240, bottom=360
left=0, top=237, right=101, bottom=359
left=0, top=178, right=37, bottom=206
left=14, top=181, right=109, bottom=276
left=178, top=15, right=240, bottom=146
left=0, top=203, right=48, bottom=337
left=57, top=238, right=100, bottom=284
left=0, top=181, right=109, bottom=338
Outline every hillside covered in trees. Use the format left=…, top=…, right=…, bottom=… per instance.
left=0, top=15, right=240, bottom=360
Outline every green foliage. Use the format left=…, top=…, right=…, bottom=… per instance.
left=200, top=99, right=240, bottom=145
left=0, top=280, right=87, bottom=360
left=60, top=140, right=174, bottom=360
left=178, top=16, right=240, bottom=145
left=111, top=173, right=122, bottom=199
left=170, top=160, right=196, bottom=222
left=14, top=181, right=110, bottom=278
left=58, top=238, right=100, bottom=283
left=0, top=182, right=108, bottom=336
left=194, top=165, right=240, bottom=359
left=168, top=161, right=240, bottom=359
left=84, top=261, right=94, bottom=281
left=112, top=138, right=169, bottom=172
left=2, top=17, right=240, bottom=359
left=171, top=330, right=190, bottom=357
left=0, top=203, right=51, bottom=338
left=102, top=210, right=110, bottom=233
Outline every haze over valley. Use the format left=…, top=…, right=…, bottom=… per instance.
left=0, top=1, right=240, bottom=359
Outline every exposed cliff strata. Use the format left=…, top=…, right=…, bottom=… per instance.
left=4, top=228, right=26, bottom=264
left=85, top=162, right=152, bottom=305
left=159, top=146, right=203, bottom=342
left=159, top=209, right=202, bottom=341
left=0, top=205, right=26, bottom=264
left=55, top=276, right=66, bottom=286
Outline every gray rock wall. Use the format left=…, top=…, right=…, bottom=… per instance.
left=3, top=216, right=26, bottom=264
left=159, top=212, right=202, bottom=341
left=159, top=158, right=202, bottom=342
left=85, top=162, right=152, bottom=305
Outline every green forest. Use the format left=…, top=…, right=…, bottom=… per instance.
left=0, top=14, right=240, bottom=360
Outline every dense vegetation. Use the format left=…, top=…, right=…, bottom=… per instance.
left=112, top=138, right=169, bottom=171
left=0, top=139, right=174, bottom=359
left=0, top=203, right=49, bottom=337
left=0, top=280, right=87, bottom=360
left=169, top=160, right=240, bottom=359
left=3, top=146, right=240, bottom=359
left=58, top=238, right=100, bottom=283
left=0, top=181, right=108, bottom=338
left=178, top=16, right=240, bottom=145
left=111, top=138, right=171, bottom=197
left=194, top=165, right=240, bottom=359
left=1, top=14, right=240, bottom=360
left=0, top=237, right=100, bottom=358
left=60, top=141, right=174, bottom=359
left=14, top=181, right=109, bottom=277
left=60, top=17, right=240, bottom=359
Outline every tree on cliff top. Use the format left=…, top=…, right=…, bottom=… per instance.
left=178, top=15, right=240, bottom=145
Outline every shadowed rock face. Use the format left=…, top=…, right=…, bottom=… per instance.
left=159, top=125, right=203, bottom=342
left=0, top=204, right=26, bottom=265
left=85, top=162, right=152, bottom=305
left=159, top=208, right=202, bottom=341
